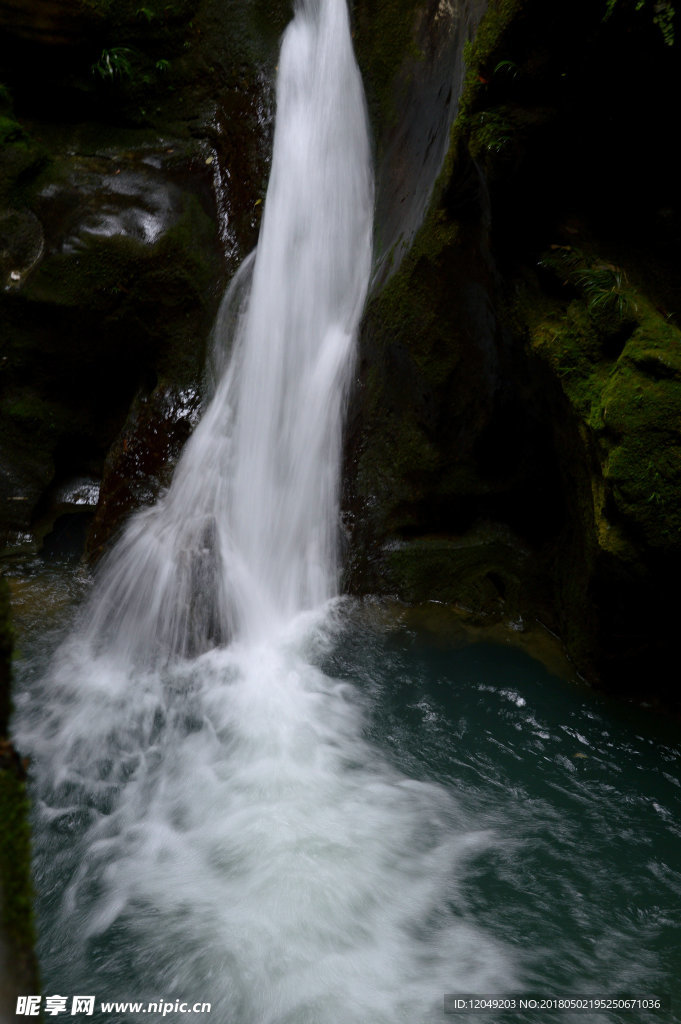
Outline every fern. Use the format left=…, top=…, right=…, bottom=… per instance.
left=91, top=48, right=135, bottom=82
left=604, top=0, right=675, bottom=46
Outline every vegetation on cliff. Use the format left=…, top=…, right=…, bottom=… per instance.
left=347, top=0, right=681, bottom=704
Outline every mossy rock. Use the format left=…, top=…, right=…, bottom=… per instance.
left=0, top=142, right=221, bottom=552
left=514, top=244, right=681, bottom=698
left=526, top=251, right=681, bottom=559
left=353, top=0, right=488, bottom=278
left=349, top=0, right=681, bottom=707
left=0, top=0, right=107, bottom=47
left=348, top=209, right=502, bottom=541
left=346, top=0, right=564, bottom=618
left=599, top=317, right=681, bottom=552
left=372, top=528, right=537, bottom=625
left=0, top=0, right=290, bottom=135
left=0, top=577, right=39, bottom=1010
left=0, top=117, right=49, bottom=206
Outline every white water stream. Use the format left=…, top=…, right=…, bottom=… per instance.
left=15, top=1, right=515, bottom=1019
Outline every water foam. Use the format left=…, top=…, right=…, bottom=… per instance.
left=18, top=611, right=514, bottom=1022
left=14, top=1, right=516, bottom=1018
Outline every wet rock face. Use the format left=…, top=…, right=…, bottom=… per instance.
left=0, top=0, right=288, bottom=560
left=0, top=138, right=222, bottom=554
left=346, top=0, right=543, bottom=628
left=86, top=382, right=202, bottom=558
left=348, top=0, right=681, bottom=704
left=520, top=254, right=681, bottom=700
left=354, top=0, right=488, bottom=284
left=38, top=155, right=188, bottom=251
left=0, top=0, right=104, bottom=48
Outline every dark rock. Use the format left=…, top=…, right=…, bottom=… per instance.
left=0, top=137, right=222, bottom=555
left=0, top=576, right=40, bottom=1013
left=86, top=381, right=202, bottom=559
left=0, top=209, right=44, bottom=290
left=0, top=0, right=289, bottom=559
left=354, top=0, right=488, bottom=285
left=348, top=0, right=681, bottom=707
left=0, top=0, right=105, bottom=48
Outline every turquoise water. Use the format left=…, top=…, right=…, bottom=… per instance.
left=9, top=569, right=681, bottom=1023
left=324, top=611, right=681, bottom=1020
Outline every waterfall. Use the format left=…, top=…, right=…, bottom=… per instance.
left=79, top=0, right=373, bottom=664
left=14, top=1, right=515, bottom=1019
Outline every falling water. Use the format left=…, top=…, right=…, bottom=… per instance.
left=13, top=0, right=518, bottom=1020
left=80, top=0, right=373, bottom=662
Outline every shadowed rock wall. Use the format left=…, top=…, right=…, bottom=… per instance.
left=0, top=576, right=39, bottom=1016
left=0, top=0, right=292, bottom=558
left=347, top=0, right=681, bottom=706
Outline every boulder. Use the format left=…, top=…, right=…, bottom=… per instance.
left=0, top=138, right=222, bottom=554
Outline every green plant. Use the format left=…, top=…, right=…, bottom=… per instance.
left=538, top=249, right=636, bottom=321
left=538, top=246, right=584, bottom=281
left=136, top=6, right=157, bottom=21
left=155, top=59, right=171, bottom=74
left=0, top=115, right=27, bottom=145
left=494, top=59, right=519, bottom=79
left=473, top=109, right=513, bottom=152
left=91, top=47, right=136, bottom=82
left=574, top=265, right=635, bottom=320
left=604, top=0, right=675, bottom=46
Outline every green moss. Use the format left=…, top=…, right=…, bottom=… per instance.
left=443, top=0, right=527, bottom=165
left=352, top=0, right=424, bottom=142
left=468, top=105, right=515, bottom=156
left=0, top=115, right=28, bottom=146
left=348, top=0, right=530, bottom=544
left=0, top=769, right=37, bottom=969
left=531, top=305, right=607, bottom=415
left=605, top=0, right=675, bottom=46
left=377, top=530, right=531, bottom=621
left=0, top=112, right=50, bottom=205
left=0, top=577, right=39, bottom=994
left=597, top=316, right=681, bottom=549
left=522, top=250, right=681, bottom=555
